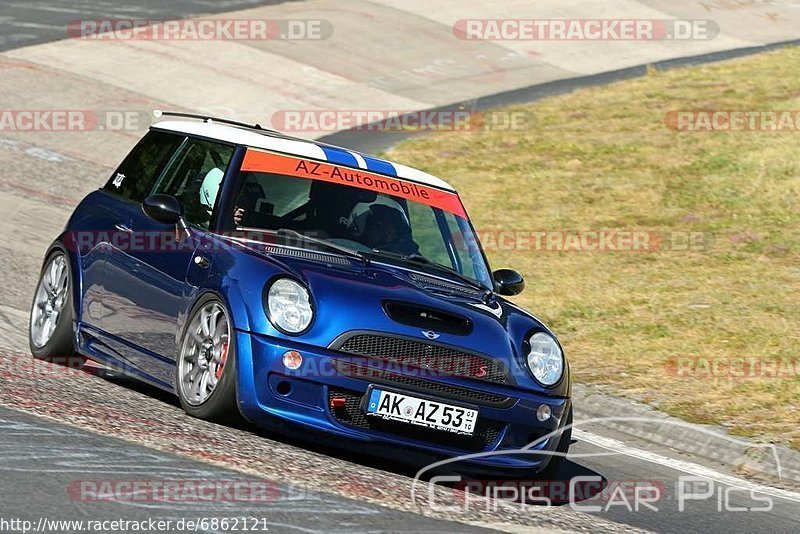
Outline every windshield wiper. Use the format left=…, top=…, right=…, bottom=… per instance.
left=273, top=228, right=370, bottom=265
left=370, top=249, right=492, bottom=298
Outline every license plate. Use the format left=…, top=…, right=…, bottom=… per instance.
left=365, top=388, right=478, bottom=436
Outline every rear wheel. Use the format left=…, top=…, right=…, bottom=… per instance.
left=29, top=251, right=85, bottom=368
left=176, top=296, right=240, bottom=422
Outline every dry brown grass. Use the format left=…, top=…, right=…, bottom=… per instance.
left=389, top=47, right=800, bottom=448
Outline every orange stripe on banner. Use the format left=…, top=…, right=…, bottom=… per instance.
left=241, top=149, right=467, bottom=218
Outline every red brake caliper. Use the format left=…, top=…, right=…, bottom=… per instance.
left=215, top=342, right=229, bottom=379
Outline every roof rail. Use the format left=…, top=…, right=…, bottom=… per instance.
left=152, top=110, right=376, bottom=156
left=153, top=110, right=286, bottom=135
left=152, top=110, right=357, bottom=151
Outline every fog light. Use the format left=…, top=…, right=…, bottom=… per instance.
left=536, top=404, right=552, bottom=422
left=282, top=350, right=303, bottom=370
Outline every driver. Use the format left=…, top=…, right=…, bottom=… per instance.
left=200, top=168, right=250, bottom=226
left=199, top=167, right=224, bottom=216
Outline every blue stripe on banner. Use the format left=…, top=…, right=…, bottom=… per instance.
left=320, top=146, right=359, bottom=167
left=362, top=155, right=397, bottom=176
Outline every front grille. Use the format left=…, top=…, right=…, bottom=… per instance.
left=332, top=333, right=510, bottom=384
left=328, top=387, right=505, bottom=452
left=333, top=361, right=514, bottom=407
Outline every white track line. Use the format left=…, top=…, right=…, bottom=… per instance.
left=574, top=429, right=800, bottom=503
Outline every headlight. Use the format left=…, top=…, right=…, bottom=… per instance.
left=266, top=278, right=313, bottom=334
left=525, top=332, right=564, bottom=386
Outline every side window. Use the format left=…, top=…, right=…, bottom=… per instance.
left=104, top=131, right=184, bottom=203
left=153, top=138, right=234, bottom=228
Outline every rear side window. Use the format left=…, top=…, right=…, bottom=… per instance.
left=104, top=130, right=184, bottom=203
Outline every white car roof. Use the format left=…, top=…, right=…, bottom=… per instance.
left=152, top=120, right=456, bottom=192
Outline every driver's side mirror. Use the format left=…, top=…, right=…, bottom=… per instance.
left=493, top=269, right=525, bottom=296
left=143, top=194, right=191, bottom=239
left=143, top=194, right=184, bottom=225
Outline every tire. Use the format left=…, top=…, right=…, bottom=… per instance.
left=539, top=405, right=573, bottom=479
left=175, top=295, right=240, bottom=422
left=29, top=251, right=86, bottom=369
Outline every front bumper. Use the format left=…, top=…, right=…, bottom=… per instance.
left=235, top=330, right=571, bottom=473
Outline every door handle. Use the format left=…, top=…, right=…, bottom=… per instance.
left=114, top=224, right=133, bottom=233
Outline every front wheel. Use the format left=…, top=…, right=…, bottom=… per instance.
left=29, top=251, right=85, bottom=368
left=176, top=296, right=240, bottom=422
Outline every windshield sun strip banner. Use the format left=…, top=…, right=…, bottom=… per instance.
left=241, top=149, right=467, bottom=218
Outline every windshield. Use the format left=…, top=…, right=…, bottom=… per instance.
left=224, top=150, right=493, bottom=289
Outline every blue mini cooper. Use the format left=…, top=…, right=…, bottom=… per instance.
left=29, top=113, right=571, bottom=475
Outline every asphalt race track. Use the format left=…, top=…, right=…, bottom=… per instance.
left=0, top=0, right=281, bottom=52
left=1, top=1, right=800, bottom=533
left=0, top=406, right=493, bottom=534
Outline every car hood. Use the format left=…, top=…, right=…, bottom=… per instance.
left=224, top=241, right=566, bottom=395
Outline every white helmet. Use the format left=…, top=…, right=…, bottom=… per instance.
left=199, top=168, right=224, bottom=213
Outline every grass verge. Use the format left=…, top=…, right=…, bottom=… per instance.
left=389, top=47, right=800, bottom=448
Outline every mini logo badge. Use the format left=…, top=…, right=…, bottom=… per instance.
left=422, top=330, right=440, bottom=340
left=475, top=365, right=488, bottom=378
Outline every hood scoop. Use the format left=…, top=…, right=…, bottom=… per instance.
left=408, top=272, right=486, bottom=300
left=383, top=301, right=473, bottom=335
left=261, top=244, right=354, bottom=267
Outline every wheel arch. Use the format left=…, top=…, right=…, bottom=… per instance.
left=179, top=280, right=254, bottom=339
